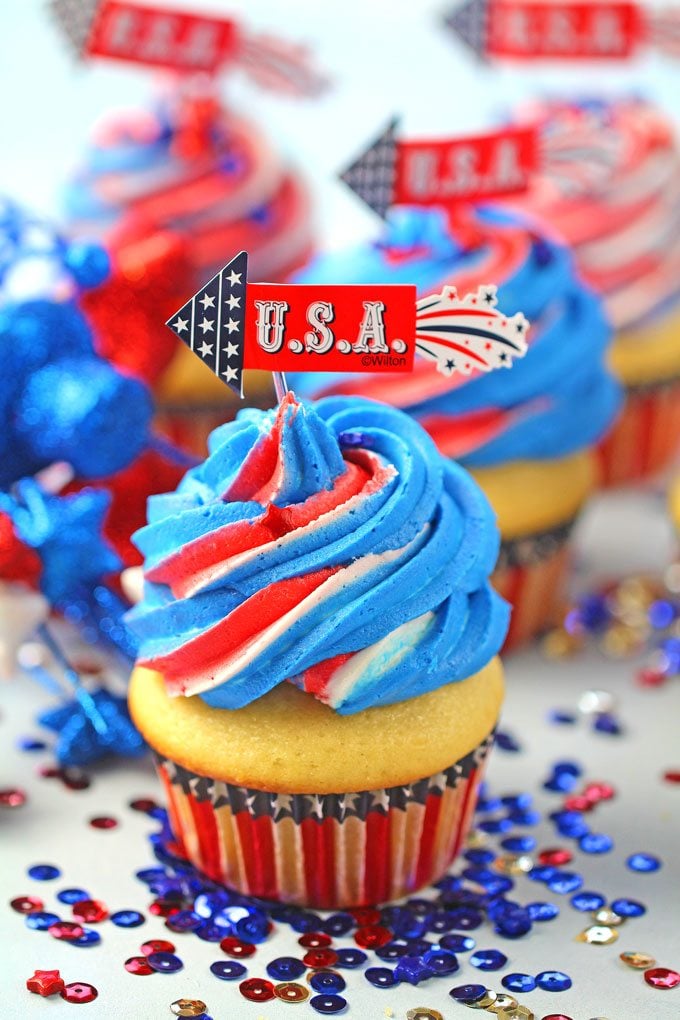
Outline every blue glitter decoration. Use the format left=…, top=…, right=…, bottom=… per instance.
left=266, top=957, right=306, bottom=981
left=110, top=910, right=145, bottom=928
left=335, top=949, right=367, bottom=969
left=57, top=888, right=90, bottom=904
left=439, top=934, right=476, bottom=953
left=365, top=967, right=399, bottom=988
left=547, top=872, right=583, bottom=894
left=310, top=994, right=348, bottom=1014
left=610, top=898, right=646, bottom=917
left=470, top=949, right=508, bottom=971
left=570, top=891, right=606, bottom=911
left=63, top=240, right=111, bottom=289
left=579, top=833, right=614, bottom=854
left=627, top=853, right=661, bottom=872
left=502, top=973, right=537, bottom=992
left=146, top=951, right=184, bottom=973
left=422, top=949, right=459, bottom=975
left=310, top=972, right=346, bottom=993
left=25, top=911, right=61, bottom=930
left=536, top=969, right=572, bottom=992
left=38, top=685, right=145, bottom=768
left=28, top=864, right=61, bottom=881
left=394, top=955, right=434, bottom=985
left=449, top=983, right=487, bottom=1002
left=527, top=902, right=559, bottom=921
left=210, top=960, right=247, bottom=980
left=71, top=928, right=101, bottom=947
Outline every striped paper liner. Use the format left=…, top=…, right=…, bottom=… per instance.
left=494, top=518, right=575, bottom=651
left=154, top=733, right=494, bottom=909
left=597, top=376, right=680, bottom=487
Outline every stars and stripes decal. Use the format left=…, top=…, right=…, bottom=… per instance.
left=339, top=119, right=399, bottom=221
left=166, top=251, right=247, bottom=397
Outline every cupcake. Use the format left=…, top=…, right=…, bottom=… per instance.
left=128, top=393, right=507, bottom=907
left=291, top=207, right=621, bottom=649
left=64, top=87, right=312, bottom=454
left=511, top=98, right=680, bottom=485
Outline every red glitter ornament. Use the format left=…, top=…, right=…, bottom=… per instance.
left=302, top=948, right=339, bottom=969
left=125, top=956, right=155, bottom=975
left=141, top=939, right=176, bottom=956
left=298, top=932, right=332, bottom=949
left=60, top=982, right=99, bottom=1003
left=11, top=895, right=44, bottom=914
left=538, top=848, right=573, bottom=866
left=350, top=907, right=382, bottom=926
left=72, top=899, right=109, bottom=923
left=48, top=921, right=85, bottom=941
left=26, top=969, right=65, bottom=997
left=239, top=977, right=275, bottom=1002
left=220, top=936, right=257, bottom=958
left=89, top=816, right=118, bottom=830
left=644, top=967, right=680, bottom=989
left=0, top=788, right=27, bottom=808
left=354, top=925, right=393, bottom=949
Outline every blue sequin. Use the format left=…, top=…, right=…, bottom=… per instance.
left=234, top=915, right=270, bottom=942
left=544, top=772, right=578, bottom=793
left=501, top=793, right=533, bottom=810
left=446, top=908, right=484, bottom=930
left=464, top=847, right=497, bottom=864
left=449, top=983, right=487, bottom=1002
left=391, top=914, right=428, bottom=938
left=428, top=911, right=459, bottom=934
left=476, top=796, right=504, bottom=813
left=266, top=957, right=306, bottom=981
left=593, top=713, right=622, bottom=735
left=548, top=710, right=577, bottom=725
left=501, top=835, right=536, bottom=853
left=648, top=600, right=676, bottom=628
left=528, top=865, right=558, bottom=883
left=570, top=891, right=606, bottom=911
left=365, top=967, right=398, bottom=987
left=494, top=909, right=532, bottom=939
left=165, top=911, right=202, bottom=932
left=17, top=737, right=47, bottom=751
left=470, top=949, right=508, bottom=971
left=439, top=934, right=476, bottom=953
left=508, top=809, right=541, bottom=826
left=28, top=864, right=61, bottom=881
left=547, top=872, right=583, bottom=894
left=422, top=949, right=459, bottom=976
left=196, top=922, right=224, bottom=942
left=495, top=731, right=521, bottom=752
left=210, top=960, right=247, bottom=980
left=610, top=898, right=646, bottom=917
left=502, top=973, right=537, bottom=992
left=108, top=910, right=143, bottom=928
left=195, top=892, right=230, bottom=918
left=536, top=969, right=572, bottom=991
left=394, top=956, right=434, bottom=985
left=70, top=928, right=101, bottom=947
left=146, top=952, right=183, bottom=973
left=57, top=888, right=89, bottom=904
left=579, top=833, right=614, bottom=854
left=25, top=911, right=60, bottom=930
left=335, top=948, right=367, bottom=969
left=310, top=972, right=346, bottom=993
left=289, top=911, right=323, bottom=933
left=627, top=853, right=661, bottom=872
left=310, top=994, right=348, bottom=1014
left=323, top=913, right=354, bottom=936
left=375, top=942, right=410, bottom=961
left=478, top=817, right=514, bottom=834
left=527, top=902, right=559, bottom=921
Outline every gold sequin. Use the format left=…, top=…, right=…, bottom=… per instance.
left=274, top=982, right=310, bottom=1003
left=593, top=908, right=625, bottom=926
left=487, top=993, right=519, bottom=1012
left=577, top=924, right=619, bottom=945
left=494, top=853, right=534, bottom=875
left=467, top=989, right=497, bottom=1009
left=620, top=951, right=656, bottom=969
left=495, top=1007, right=534, bottom=1020
left=170, top=1001, right=207, bottom=1018
left=406, top=1010, right=444, bottom=1020
left=305, top=968, right=342, bottom=985
left=542, top=628, right=582, bottom=659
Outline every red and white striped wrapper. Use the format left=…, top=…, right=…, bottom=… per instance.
left=154, top=733, right=494, bottom=909
left=597, top=377, right=680, bottom=487
left=494, top=519, right=575, bottom=652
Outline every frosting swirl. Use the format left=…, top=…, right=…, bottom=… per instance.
left=128, top=393, right=507, bottom=713
left=292, top=207, right=620, bottom=467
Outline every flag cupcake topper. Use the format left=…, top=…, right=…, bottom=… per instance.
left=165, top=251, right=529, bottom=398
left=444, top=0, right=680, bottom=61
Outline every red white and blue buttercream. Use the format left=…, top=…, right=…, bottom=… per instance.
left=128, top=394, right=508, bottom=714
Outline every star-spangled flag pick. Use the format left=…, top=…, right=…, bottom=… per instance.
left=164, top=252, right=529, bottom=397
left=340, top=118, right=539, bottom=220
left=442, top=0, right=680, bottom=61
left=166, top=251, right=247, bottom=397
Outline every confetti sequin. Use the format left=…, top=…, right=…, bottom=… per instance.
left=28, top=864, right=61, bottom=881
left=299, top=932, right=333, bottom=949
left=11, top=895, right=44, bottom=913
left=310, top=993, right=348, bottom=1013
left=470, top=949, right=508, bottom=971
left=274, top=981, right=310, bottom=1002
left=536, top=970, right=572, bottom=991
left=576, top=925, right=618, bottom=945
left=267, top=957, right=307, bottom=981
left=644, top=967, right=680, bottom=989
left=146, top=951, right=183, bottom=973
left=0, top=787, right=27, bottom=807
left=303, top=948, right=339, bottom=969
left=354, top=925, right=392, bottom=949
left=141, top=940, right=176, bottom=956
left=111, top=909, right=145, bottom=927
left=239, top=978, right=275, bottom=1002
left=25, top=911, right=60, bottom=930
left=365, top=967, right=398, bottom=988
left=26, top=969, right=65, bottom=996
left=502, top=973, right=536, bottom=992
left=626, top=853, right=662, bottom=872
left=570, top=892, right=606, bottom=912
left=449, top=983, right=487, bottom=1002
left=124, top=956, right=154, bottom=975
left=210, top=960, right=247, bottom=980
left=89, top=815, right=118, bottom=829
left=60, top=982, right=98, bottom=1003
left=334, top=948, right=367, bottom=968
left=406, top=1010, right=444, bottom=1020
left=220, top=936, right=256, bottom=958
left=72, top=899, right=108, bottom=923
left=170, top=999, right=208, bottom=1016
left=592, top=908, right=623, bottom=926
left=309, top=971, right=346, bottom=992
left=57, top=888, right=89, bottom=905
left=48, top=921, right=84, bottom=941
left=620, top=951, right=655, bottom=969
left=610, top=898, right=646, bottom=917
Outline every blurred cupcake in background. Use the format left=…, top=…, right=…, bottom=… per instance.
left=64, top=83, right=315, bottom=453
left=292, top=206, right=621, bottom=649
left=510, top=98, right=680, bottom=485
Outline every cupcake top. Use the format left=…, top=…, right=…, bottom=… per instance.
left=64, top=90, right=314, bottom=284
left=128, top=393, right=508, bottom=714
left=512, top=97, right=680, bottom=330
left=291, top=207, right=620, bottom=467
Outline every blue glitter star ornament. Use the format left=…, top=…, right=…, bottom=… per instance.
left=38, top=686, right=145, bottom=767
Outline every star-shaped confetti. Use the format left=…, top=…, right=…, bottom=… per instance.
left=38, top=687, right=146, bottom=767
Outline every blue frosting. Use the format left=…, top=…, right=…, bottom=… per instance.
left=291, top=208, right=622, bottom=467
left=128, top=396, right=508, bottom=713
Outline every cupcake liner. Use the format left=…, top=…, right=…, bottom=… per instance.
left=494, top=518, right=575, bottom=651
left=154, top=733, right=494, bottom=909
left=597, top=376, right=680, bottom=487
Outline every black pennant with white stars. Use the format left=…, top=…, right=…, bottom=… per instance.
left=166, top=251, right=248, bottom=397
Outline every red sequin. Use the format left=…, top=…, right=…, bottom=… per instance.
left=583, top=781, right=616, bottom=802
left=72, top=899, right=109, bottom=923
left=10, top=896, right=44, bottom=914
left=636, top=667, right=667, bottom=687
left=563, top=795, right=594, bottom=812
left=89, top=816, right=118, bottom=830
left=298, top=932, right=332, bottom=949
left=26, top=970, right=65, bottom=996
left=541, top=1015, right=574, bottom=1020
left=125, top=956, right=155, bottom=975
left=220, top=936, right=256, bottom=958
left=302, top=948, right=339, bottom=968
left=61, top=770, right=91, bottom=791
left=150, top=898, right=183, bottom=917
left=538, top=848, right=573, bottom=866
left=354, top=925, right=393, bottom=949
left=141, top=939, right=176, bottom=956
left=129, top=798, right=159, bottom=813
left=644, top=967, right=680, bottom=989
left=60, top=982, right=99, bottom=1003
left=239, top=977, right=275, bottom=1002
left=663, top=770, right=680, bottom=784
left=48, top=921, right=85, bottom=941
left=350, top=907, right=382, bottom=926
left=0, top=788, right=27, bottom=808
